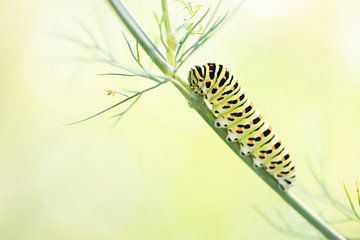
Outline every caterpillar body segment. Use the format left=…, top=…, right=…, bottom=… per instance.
left=239, top=122, right=273, bottom=156
left=252, top=135, right=282, bottom=167
left=226, top=110, right=263, bottom=143
left=213, top=96, right=252, bottom=128
left=188, top=63, right=296, bottom=190
left=265, top=148, right=291, bottom=173
left=211, top=86, right=246, bottom=116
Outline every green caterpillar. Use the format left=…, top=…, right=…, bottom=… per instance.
left=188, top=63, right=295, bottom=190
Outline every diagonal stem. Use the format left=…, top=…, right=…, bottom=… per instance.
left=108, top=0, right=172, bottom=75
left=106, top=1, right=347, bottom=239
left=161, top=0, right=176, bottom=66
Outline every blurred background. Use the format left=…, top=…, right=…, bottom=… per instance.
left=1, top=0, right=360, bottom=239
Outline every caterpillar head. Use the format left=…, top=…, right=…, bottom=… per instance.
left=188, top=65, right=205, bottom=96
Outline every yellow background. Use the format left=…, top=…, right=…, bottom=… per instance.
left=1, top=0, right=360, bottom=239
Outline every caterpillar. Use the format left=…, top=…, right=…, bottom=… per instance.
left=188, top=63, right=295, bottom=190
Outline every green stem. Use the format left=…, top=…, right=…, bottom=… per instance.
left=107, top=1, right=347, bottom=239
left=161, top=0, right=176, bottom=66
left=161, top=0, right=172, bottom=34
left=108, top=0, right=173, bottom=75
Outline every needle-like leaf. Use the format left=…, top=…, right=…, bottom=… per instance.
left=343, top=183, right=360, bottom=220
left=64, top=81, right=167, bottom=125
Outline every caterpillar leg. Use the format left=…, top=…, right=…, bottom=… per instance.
left=213, top=99, right=250, bottom=129
left=278, top=172, right=296, bottom=191
left=226, top=130, right=239, bottom=142
left=272, top=160, right=296, bottom=191
left=214, top=115, right=229, bottom=128
left=267, top=149, right=295, bottom=191
left=214, top=99, right=253, bottom=130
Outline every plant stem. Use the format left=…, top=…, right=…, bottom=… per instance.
left=107, top=1, right=347, bottom=239
left=108, top=0, right=172, bottom=75
left=161, top=0, right=176, bottom=66
left=161, top=0, right=172, bottom=36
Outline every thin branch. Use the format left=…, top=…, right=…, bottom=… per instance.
left=176, top=12, right=229, bottom=70
left=175, top=7, right=210, bottom=58
left=122, top=31, right=144, bottom=69
left=93, top=4, right=115, bottom=62
left=72, top=16, right=101, bottom=48
left=344, top=183, right=360, bottom=220
left=356, top=180, right=360, bottom=208
left=154, top=12, right=170, bottom=51
left=161, top=0, right=176, bottom=65
left=108, top=0, right=173, bottom=75
left=98, top=72, right=138, bottom=77
left=110, top=94, right=141, bottom=127
left=106, top=89, right=129, bottom=97
left=308, top=164, right=357, bottom=220
left=64, top=81, right=167, bottom=125
left=161, top=0, right=172, bottom=34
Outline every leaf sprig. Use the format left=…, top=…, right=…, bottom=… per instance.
left=58, top=18, right=170, bottom=125
left=343, top=180, right=360, bottom=220
left=61, top=0, right=233, bottom=125
left=174, top=0, right=203, bottom=34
